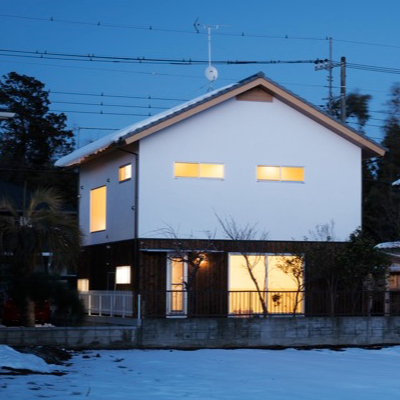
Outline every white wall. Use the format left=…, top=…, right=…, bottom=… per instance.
left=138, top=97, right=362, bottom=241
left=79, top=150, right=137, bottom=246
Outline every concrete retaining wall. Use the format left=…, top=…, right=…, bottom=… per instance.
left=140, top=317, right=400, bottom=348
left=2, top=317, right=400, bottom=349
left=0, top=326, right=138, bottom=349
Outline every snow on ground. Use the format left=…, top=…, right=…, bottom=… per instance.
left=1, top=345, right=400, bottom=399
left=0, top=345, right=52, bottom=373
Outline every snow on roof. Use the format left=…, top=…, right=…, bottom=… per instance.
left=392, top=179, right=400, bottom=186
left=375, top=241, right=400, bottom=249
left=55, top=82, right=236, bottom=167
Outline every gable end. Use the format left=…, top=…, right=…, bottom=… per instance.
left=236, top=87, right=273, bottom=102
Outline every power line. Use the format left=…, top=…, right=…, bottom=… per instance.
left=50, top=109, right=152, bottom=117
left=0, top=48, right=318, bottom=66
left=52, top=100, right=169, bottom=110
left=0, top=13, right=328, bottom=42
left=49, top=90, right=188, bottom=102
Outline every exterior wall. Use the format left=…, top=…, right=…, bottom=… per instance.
left=79, top=149, right=137, bottom=246
left=138, top=97, right=362, bottom=241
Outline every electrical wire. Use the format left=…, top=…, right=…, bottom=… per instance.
left=52, top=100, right=169, bottom=110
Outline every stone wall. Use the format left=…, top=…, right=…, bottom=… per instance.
left=2, top=317, right=400, bottom=349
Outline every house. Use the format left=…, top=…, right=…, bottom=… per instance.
left=56, top=72, right=384, bottom=318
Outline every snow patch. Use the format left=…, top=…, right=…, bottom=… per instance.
left=0, top=345, right=51, bottom=373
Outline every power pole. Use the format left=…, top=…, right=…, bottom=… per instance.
left=340, top=56, right=346, bottom=123
left=328, top=37, right=333, bottom=114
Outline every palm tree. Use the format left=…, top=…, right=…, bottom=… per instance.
left=0, top=187, right=82, bottom=326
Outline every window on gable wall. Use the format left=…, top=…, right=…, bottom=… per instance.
left=119, top=164, right=132, bottom=182
left=174, top=162, right=224, bottom=179
left=257, top=166, right=304, bottom=182
left=90, top=186, right=106, bottom=232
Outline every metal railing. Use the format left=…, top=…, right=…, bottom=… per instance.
left=79, top=290, right=134, bottom=318
left=78, top=290, right=400, bottom=319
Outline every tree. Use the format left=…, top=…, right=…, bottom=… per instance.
left=331, top=91, right=372, bottom=132
left=364, top=84, right=400, bottom=242
left=217, top=215, right=269, bottom=316
left=0, top=188, right=82, bottom=326
left=0, top=72, right=74, bottom=167
left=0, top=72, right=77, bottom=205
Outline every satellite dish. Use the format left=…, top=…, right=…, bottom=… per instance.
left=205, top=66, right=218, bottom=82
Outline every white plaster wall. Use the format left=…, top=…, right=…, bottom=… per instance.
left=138, top=97, right=362, bottom=241
left=79, top=150, right=136, bottom=246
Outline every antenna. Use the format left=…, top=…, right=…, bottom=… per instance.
left=194, top=20, right=227, bottom=91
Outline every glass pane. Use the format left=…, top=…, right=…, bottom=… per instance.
left=174, top=162, right=199, bottom=178
left=267, top=256, right=303, bottom=314
left=281, top=167, right=304, bottom=182
left=119, top=164, right=132, bottom=181
left=171, top=260, right=184, bottom=284
left=257, top=166, right=280, bottom=181
left=116, top=266, right=131, bottom=284
left=90, top=186, right=106, bottom=232
left=229, top=255, right=266, bottom=315
left=199, top=163, right=224, bottom=179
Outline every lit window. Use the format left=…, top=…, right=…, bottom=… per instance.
left=174, top=162, right=224, bottom=179
left=90, top=186, right=106, bottom=232
left=257, top=166, right=304, bottom=182
left=281, top=167, right=304, bottom=182
left=77, top=279, right=89, bottom=292
left=116, top=266, right=131, bottom=284
left=119, top=164, right=132, bottom=182
left=257, top=166, right=280, bottom=181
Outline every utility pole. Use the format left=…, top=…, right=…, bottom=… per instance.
left=328, top=37, right=333, bottom=114
left=340, top=56, right=346, bottom=123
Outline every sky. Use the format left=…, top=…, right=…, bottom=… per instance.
left=1, top=0, right=400, bottom=147
left=2, top=345, right=400, bottom=399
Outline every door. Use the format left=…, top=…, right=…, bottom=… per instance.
left=167, top=257, right=187, bottom=316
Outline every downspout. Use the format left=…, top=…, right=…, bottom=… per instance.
left=116, top=145, right=141, bottom=322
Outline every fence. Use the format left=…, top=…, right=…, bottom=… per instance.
left=79, top=290, right=134, bottom=317
left=79, top=290, right=400, bottom=319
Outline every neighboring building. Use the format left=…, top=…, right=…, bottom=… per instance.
left=56, top=72, right=385, bottom=318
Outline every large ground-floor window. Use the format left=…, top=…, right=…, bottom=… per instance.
left=228, top=254, right=304, bottom=315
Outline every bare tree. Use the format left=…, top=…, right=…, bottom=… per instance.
left=217, top=215, right=269, bottom=316
left=159, top=224, right=216, bottom=291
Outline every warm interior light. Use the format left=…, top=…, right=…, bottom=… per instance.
left=199, top=163, right=224, bottom=179
left=116, top=266, right=131, bottom=284
left=90, top=186, right=106, bottom=232
left=281, top=167, right=304, bottom=182
left=77, top=279, right=89, bottom=292
left=174, top=162, right=199, bottom=178
left=119, top=164, right=132, bottom=181
left=257, top=166, right=280, bottom=181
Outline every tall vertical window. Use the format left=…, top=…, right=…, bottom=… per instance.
left=257, top=166, right=304, bottom=182
left=90, top=186, right=106, bottom=232
left=119, top=164, right=132, bottom=182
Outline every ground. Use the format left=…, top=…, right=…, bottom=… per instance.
left=1, top=345, right=400, bottom=399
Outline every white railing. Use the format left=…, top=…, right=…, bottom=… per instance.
left=79, top=290, right=134, bottom=318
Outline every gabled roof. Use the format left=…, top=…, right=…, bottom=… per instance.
left=55, top=72, right=385, bottom=167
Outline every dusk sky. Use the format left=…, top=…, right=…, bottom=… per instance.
left=1, top=0, right=399, bottom=147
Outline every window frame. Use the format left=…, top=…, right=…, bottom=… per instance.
left=118, top=163, right=132, bottom=183
left=174, top=162, right=225, bottom=180
left=257, top=165, right=305, bottom=183
left=89, top=185, right=107, bottom=233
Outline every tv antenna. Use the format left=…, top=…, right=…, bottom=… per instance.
left=194, top=19, right=228, bottom=91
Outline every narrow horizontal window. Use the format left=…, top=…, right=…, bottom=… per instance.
left=174, top=162, right=224, bottom=179
left=257, top=166, right=304, bottom=182
left=281, top=166, right=304, bottom=182
left=119, top=164, right=132, bottom=182
left=90, top=186, right=106, bottom=232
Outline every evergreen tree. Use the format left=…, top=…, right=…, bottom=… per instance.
left=0, top=72, right=74, bottom=166
left=364, top=84, right=400, bottom=241
left=0, top=72, right=77, bottom=205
